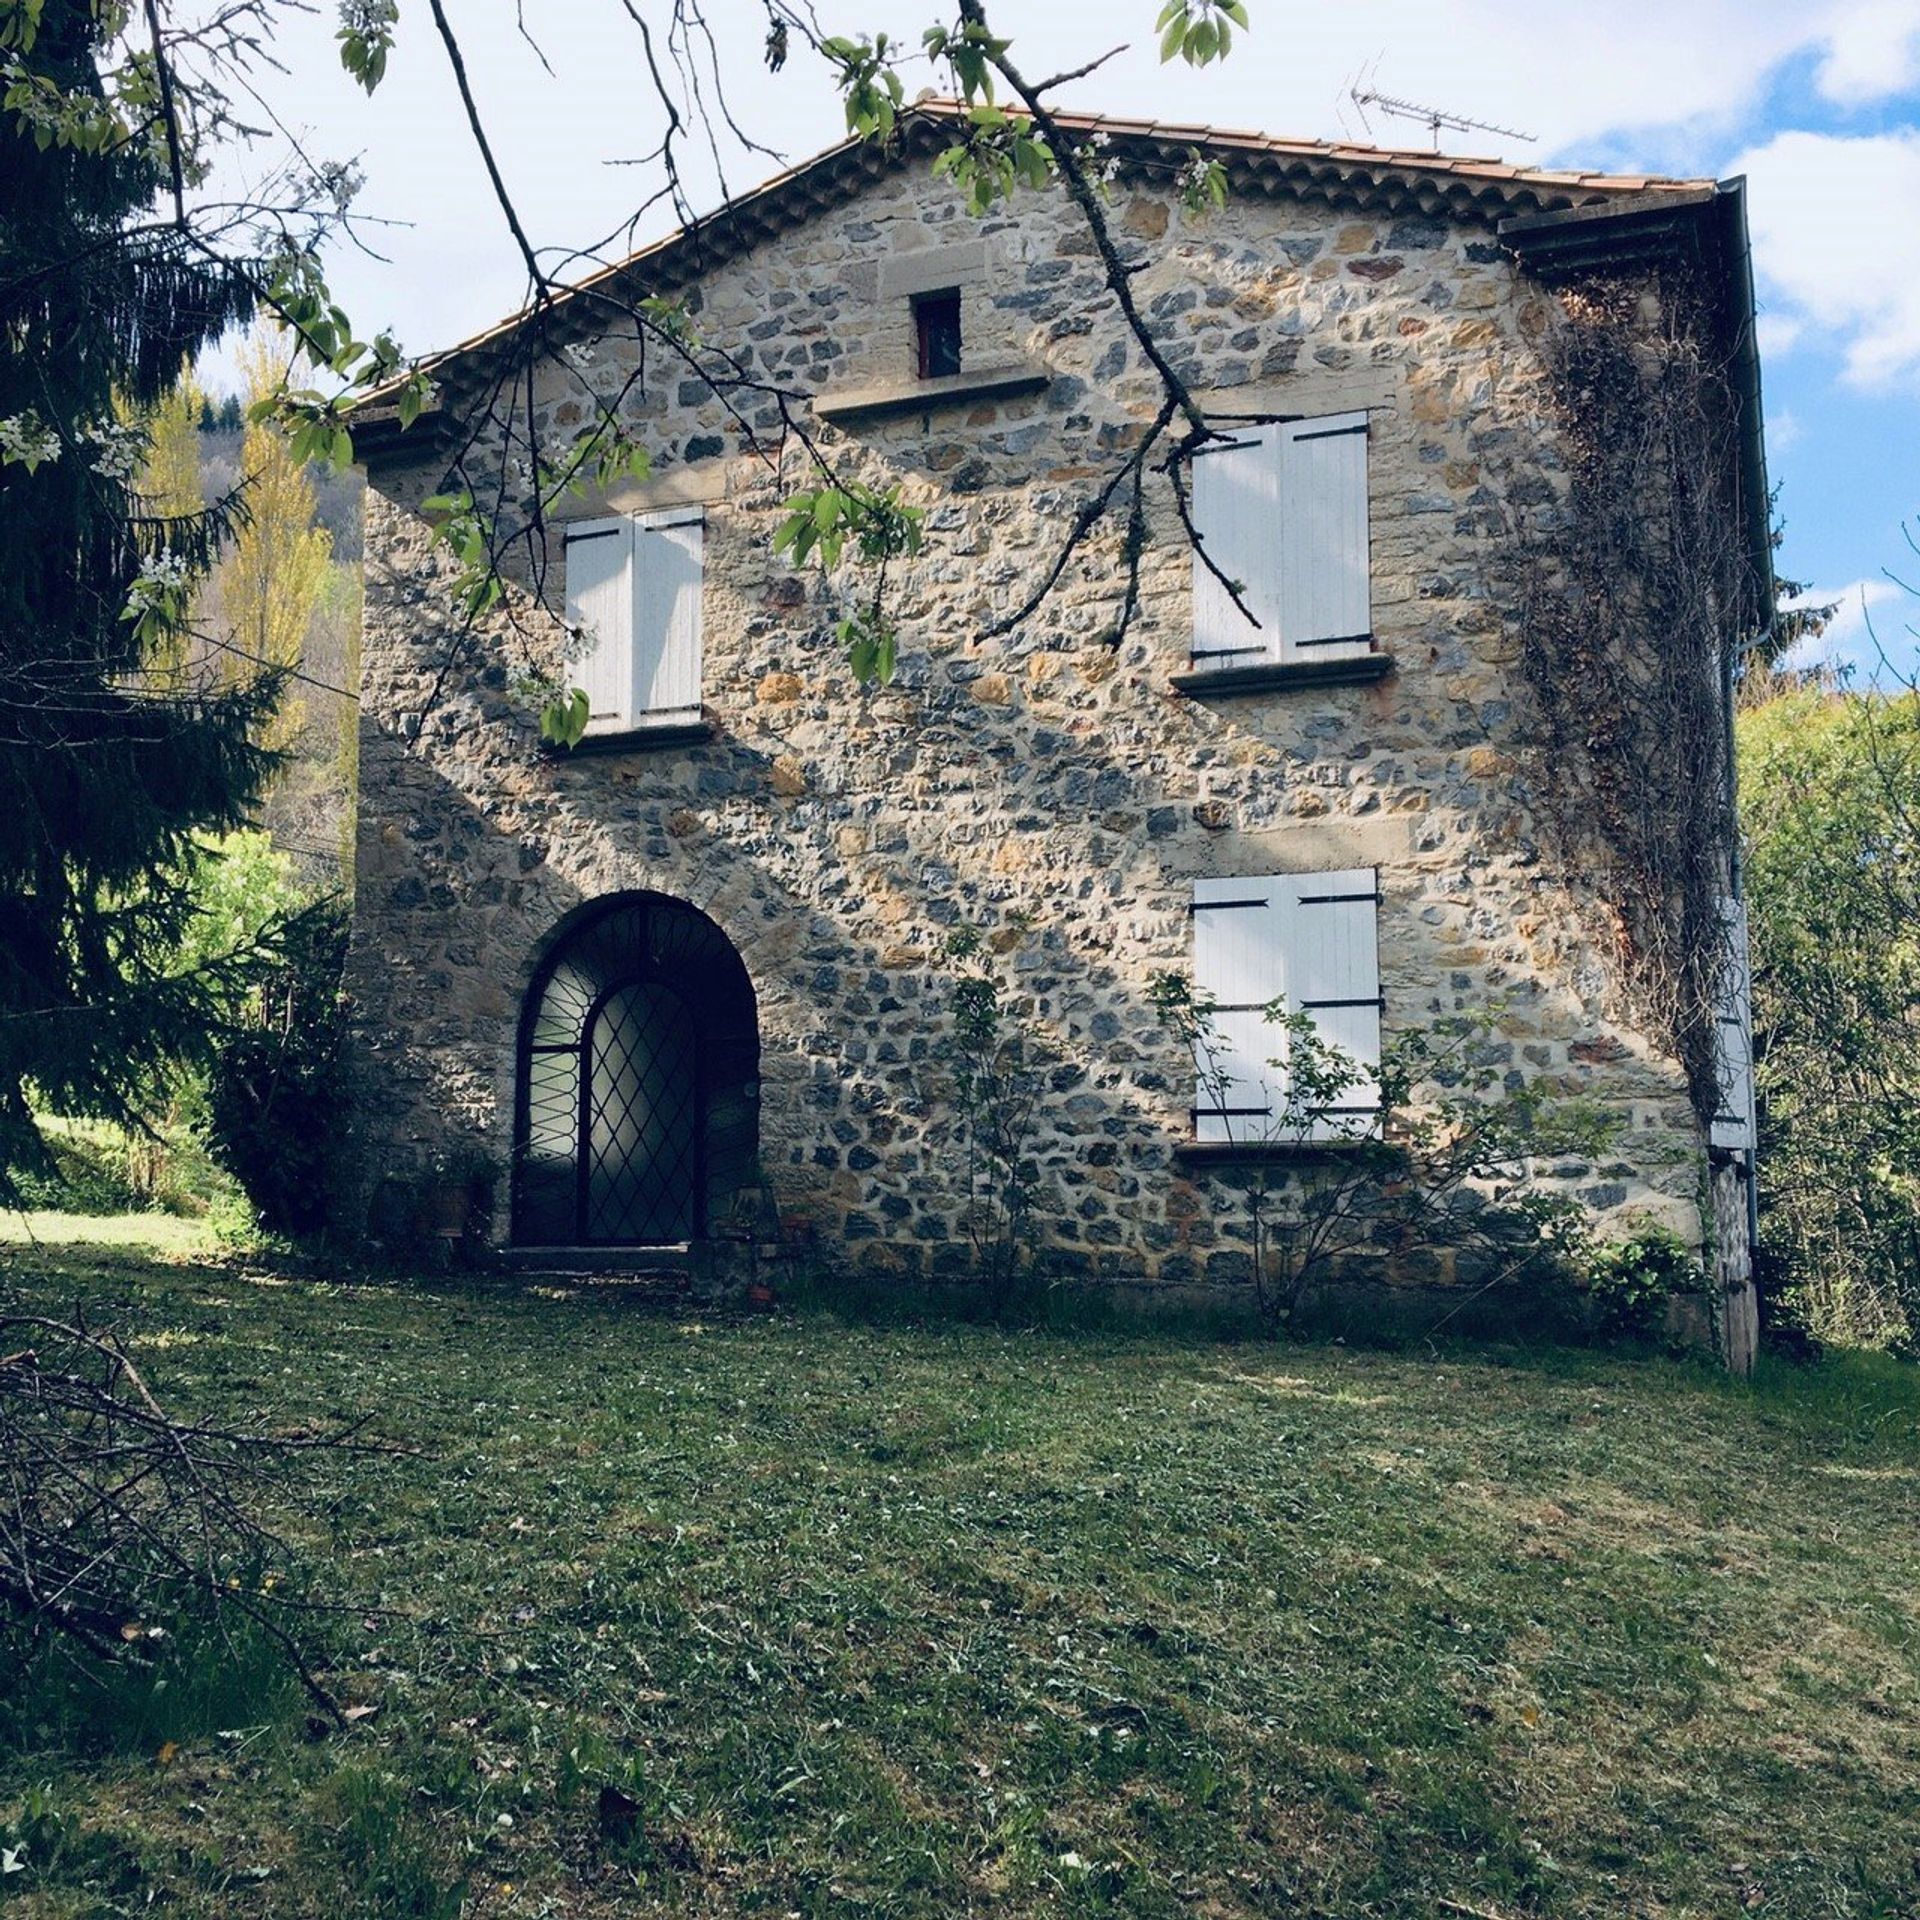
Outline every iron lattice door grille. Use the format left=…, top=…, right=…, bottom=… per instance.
left=585, top=982, right=699, bottom=1243
left=514, top=893, right=758, bottom=1248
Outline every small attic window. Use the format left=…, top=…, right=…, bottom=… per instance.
left=913, top=288, right=962, bottom=379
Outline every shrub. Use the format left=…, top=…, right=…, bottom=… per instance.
left=205, top=901, right=349, bottom=1238
left=1149, top=978, right=1607, bottom=1334
left=938, top=918, right=1054, bottom=1313
left=1584, top=1225, right=1702, bottom=1340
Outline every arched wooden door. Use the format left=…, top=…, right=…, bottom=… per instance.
left=514, top=895, right=758, bottom=1247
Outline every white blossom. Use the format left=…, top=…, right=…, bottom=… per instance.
left=123, top=549, right=193, bottom=627
left=337, top=0, right=398, bottom=37
left=1083, top=128, right=1121, bottom=188
left=309, top=157, right=366, bottom=216
left=81, top=419, right=145, bottom=482
left=0, top=412, right=63, bottom=473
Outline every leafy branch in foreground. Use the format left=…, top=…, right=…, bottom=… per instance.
left=773, top=480, right=925, bottom=686
left=349, top=3, right=1255, bottom=742
left=12, top=0, right=1263, bottom=746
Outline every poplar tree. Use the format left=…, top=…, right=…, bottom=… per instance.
left=0, top=0, right=278, bottom=1180
left=216, top=327, right=332, bottom=750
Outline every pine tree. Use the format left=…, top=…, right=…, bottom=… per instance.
left=0, top=0, right=279, bottom=1181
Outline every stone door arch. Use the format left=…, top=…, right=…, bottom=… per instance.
left=513, top=893, right=758, bottom=1246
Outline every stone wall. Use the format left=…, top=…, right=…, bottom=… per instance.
left=341, top=152, right=1729, bottom=1317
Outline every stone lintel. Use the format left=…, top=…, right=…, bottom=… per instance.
left=1171, top=652, right=1394, bottom=697
left=877, top=239, right=989, bottom=299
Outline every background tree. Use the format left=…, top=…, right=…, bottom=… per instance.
left=134, top=361, right=205, bottom=524
left=213, top=326, right=334, bottom=751
left=113, top=361, right=206, bottom=681
left=1738, top=663, right=1920, bottom=1348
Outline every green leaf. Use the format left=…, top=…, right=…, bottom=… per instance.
left=337, top=0, right=399, bottom=93
left=540, top=687, right=590, bottom=748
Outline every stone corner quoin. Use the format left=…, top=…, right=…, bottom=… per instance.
left=339, top=123, right=1760, bottom=1354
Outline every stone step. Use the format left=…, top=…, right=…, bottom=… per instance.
left=500, top=1244, right=697, bottom=1280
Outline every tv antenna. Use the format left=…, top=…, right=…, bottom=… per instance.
left=1347, top=79, right=1535, bottom=155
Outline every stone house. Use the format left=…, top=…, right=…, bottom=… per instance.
left=343, top=104, right=1771, bottom=1361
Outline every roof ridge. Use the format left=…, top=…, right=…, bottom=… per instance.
left=905, top=96, right=1712, bottom=194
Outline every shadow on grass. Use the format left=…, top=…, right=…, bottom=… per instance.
left=1746, top=1345, right=1920, bottom=1459
left=0, top=1615, right=301, bottom=1761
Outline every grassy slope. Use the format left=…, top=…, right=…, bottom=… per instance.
left=1, top=1244, right=1916, bottom=1919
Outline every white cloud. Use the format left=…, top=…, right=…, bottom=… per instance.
left=1781, top=577, right=1916, bottom=673
left=1769, top=407, right=1804, bottom=453
left=1755, top=312, right=1806, bottom=362
left=1731, top=128, right=1920, bottom=391
left=214, top=1, right=1920, bottom=368
left=1815, top=0, right=1920, bottom=102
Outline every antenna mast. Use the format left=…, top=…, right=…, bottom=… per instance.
left=1347, top=84, right=1535, bottom=155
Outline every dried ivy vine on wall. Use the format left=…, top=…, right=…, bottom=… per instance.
left=1508, top=271, right=1754, bottom=1122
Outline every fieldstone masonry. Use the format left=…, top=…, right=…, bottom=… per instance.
left=342, top=123, right=1758, bottom=1350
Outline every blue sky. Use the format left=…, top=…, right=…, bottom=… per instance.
left=237, top=1, right=1920, bottom=673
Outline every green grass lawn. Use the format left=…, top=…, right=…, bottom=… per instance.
left=0, top=1209, right=215, bottom=1256
left=2, top=1241, right=1917, bottom=1919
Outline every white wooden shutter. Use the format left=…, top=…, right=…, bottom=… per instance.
left=1191, top=426, right=1283, bottom=666
left=1711, top=895, right=1757, bottom=1154
left=632, top=510, right=704, bottom=722
left=1282, top=867, right=1383, bottom=1140
left=1189, top=868, right=1383, bottom=1143
left=1189, top=413, right=1371, bottom=665
left=1192, top=875, right=1288, bottom=1142
left=564, top=517, right=634, bottom=732
left=1278, top=413, right=1370, bottom=660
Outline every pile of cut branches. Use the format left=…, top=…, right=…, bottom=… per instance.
left=0, top=1310, right=356, bottom=1720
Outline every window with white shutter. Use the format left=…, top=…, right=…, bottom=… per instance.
left=1189, top=869, right=1383, bottom=1143
left=1710, top=894, right=1757, bottom=1155
left=1190, top=411, right=1371, bottom=667
left=563, top=517, right=633, bottom=732
left=563, top=508, right=705, bottom=734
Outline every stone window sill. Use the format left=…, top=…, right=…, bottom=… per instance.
left=811, top=361, right=1051, bottom=425
left=1171, top=651, right=1394, bottom=697
left=1174, top=1136, right=1391, bottom=1168
left=549, top=716, right=715, bottom=756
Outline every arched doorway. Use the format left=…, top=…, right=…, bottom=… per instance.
left=513, top=894, right=759, bottom=1246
